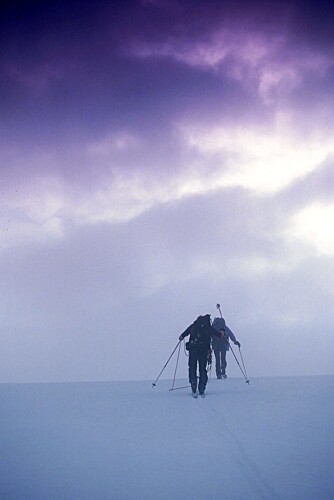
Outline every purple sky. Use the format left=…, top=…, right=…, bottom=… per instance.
left=1, top=0, right=334, bottom=382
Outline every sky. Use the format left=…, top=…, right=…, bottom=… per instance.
left=1, top=0, right=334, bottom=383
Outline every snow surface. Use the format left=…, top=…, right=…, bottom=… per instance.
left=1, top=375, right=333, bottom=499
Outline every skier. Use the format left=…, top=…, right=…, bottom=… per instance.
left=179, top=314, right=220, bottom=398
left=212, top=317, right=240, bottom=379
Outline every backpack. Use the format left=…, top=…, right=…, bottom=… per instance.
left=212, top=317, right=226, bottom=333
left=189, top=315, right=212, bottom=347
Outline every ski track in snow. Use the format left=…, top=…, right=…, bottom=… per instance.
left=202, top=396, right=279, bottom=499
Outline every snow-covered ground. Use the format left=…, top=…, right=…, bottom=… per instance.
left=1, top=375, right=333, bottom=499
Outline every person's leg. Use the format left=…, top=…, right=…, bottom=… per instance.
left=188, top=349, right=198, bottom=393
left=222, top=348, right=227, bottom=377
left=198, top=349, right=208, bottom=394
left=213, top=347, right=221, bottom=378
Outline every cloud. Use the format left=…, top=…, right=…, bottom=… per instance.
left=87, top=131, right=140, bottom=155
left=286, top=202, right=334, bottom=256
left=179, top=111, right=333, bottom=193
left=131, top=20, right=333, bottom=106
left=1, top=172, right=334, bottom=382
left=1, top=105, right=332, bottom=255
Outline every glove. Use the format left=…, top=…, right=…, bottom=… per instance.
left=235, top=341, right=241, bottom=348
left=179, top=335, right=184, bottom=341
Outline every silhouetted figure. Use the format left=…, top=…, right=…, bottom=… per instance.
left=179, top=315, right=220, bottom=398
left=212, top=317, right=240, bottom=379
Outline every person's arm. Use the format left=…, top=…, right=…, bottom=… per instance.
left=225, top=325, right=241, bottom=347
left=179, top=324, right=193, bottom=341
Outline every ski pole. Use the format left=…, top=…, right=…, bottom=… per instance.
left=170, top=340, right=182, bottom=391
left=229, top=343, right=250, bottom=384
left=238, top=346, right=249, bottom=382
left=152, top=341, right=181, bottom=388
left=169, top=341, right=191, bottom=391
left=216, top=303, right=223, bottom=319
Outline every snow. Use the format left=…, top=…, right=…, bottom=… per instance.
left=1, top=375, right=333, bottom=499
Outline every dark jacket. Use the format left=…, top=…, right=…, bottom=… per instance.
left=181, top=314, right=220, bottom=350
left=212, top=317, right=237, bottom=351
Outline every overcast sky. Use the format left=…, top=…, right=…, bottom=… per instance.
left=1, top=0, right=333, bottom=383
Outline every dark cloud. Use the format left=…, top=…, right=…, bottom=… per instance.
left=1, top=0, right=332, bottom=121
